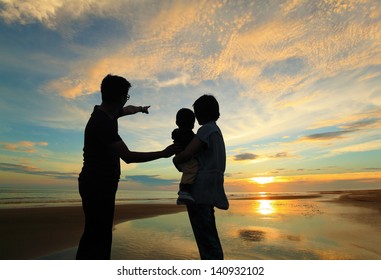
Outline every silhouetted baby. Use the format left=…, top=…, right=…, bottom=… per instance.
left=171, top=108, right=198, bottom=205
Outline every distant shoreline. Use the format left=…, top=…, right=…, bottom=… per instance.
left=323, top=189, right=381, bottom=208
left=1, top=189, right=380, bottom=260
left=231, top=194, right=322, bottom=200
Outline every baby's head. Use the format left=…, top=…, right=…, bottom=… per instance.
left=176, top=108, right=195, bottom=129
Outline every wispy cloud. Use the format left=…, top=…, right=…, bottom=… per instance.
left=1, top=141, right=48, bottom=153
left=26, top=0, right=381, bottom=165
left=330, top=139, right=381, bottom=155
left=0, top=0, right=64, bottom=26
left=0, top=162, right=77, bottom=180
left=270, top=152, right=293, bottom=159
left=24, top=0, right=378, bottom=100
left=340, top=118, right=381, bottom=130
left=299, top=130, right=355, bottom=142
left=0, top=0, right=133, bottom=37
left=233, top=151, right=293, bottom=161
left=310, top=109, right=381, bottom=130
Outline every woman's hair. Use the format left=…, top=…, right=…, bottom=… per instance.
left=193, top=94, right=220, bottom=124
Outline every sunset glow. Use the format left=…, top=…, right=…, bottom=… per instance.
left=251, top=177, right=275, bottom=185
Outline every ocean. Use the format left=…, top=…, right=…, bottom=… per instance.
left=0, top=186, right=177, bottom=208
left=0, top=185, right=313, bottom=209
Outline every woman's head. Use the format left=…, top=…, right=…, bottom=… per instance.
left=193, top=94, right=220, bottom=125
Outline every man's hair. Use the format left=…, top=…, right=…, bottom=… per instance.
left=176, top=108, right=195, bottom=129
left=101, top=74, right=131, bottom=103
left=193, top=94, right=220, bottom=124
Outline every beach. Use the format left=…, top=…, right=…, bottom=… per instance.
left=1, top=189, right=380, bottom=260
left=0, top=204, right=185, bottom=260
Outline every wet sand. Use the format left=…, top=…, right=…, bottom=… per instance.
left=322, top=189, right=381, bottom=210
left=1, top=189, right=380, bottom=260
left=0, top=204, right=185, bottom=260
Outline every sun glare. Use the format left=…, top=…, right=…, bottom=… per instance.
left=257, top=200, right=275, bottom=215
left=251, top=177, right=275, bottom=184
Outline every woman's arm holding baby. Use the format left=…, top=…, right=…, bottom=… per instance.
left=173, top=136, right=204, bottom=166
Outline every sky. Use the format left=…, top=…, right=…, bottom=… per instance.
left=0, top=0, right=380, bottom=193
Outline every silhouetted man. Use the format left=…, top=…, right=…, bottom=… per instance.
left=76, top=74, right=178, bottom=259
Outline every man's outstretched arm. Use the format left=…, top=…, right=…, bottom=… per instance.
left=111, top=140, right=179, bottom=164
left=118, top=105, right=150, bottom=117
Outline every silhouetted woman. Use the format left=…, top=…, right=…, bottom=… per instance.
left=173, top=94, right=229, bottom=260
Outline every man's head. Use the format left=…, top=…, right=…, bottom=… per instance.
left=193, top=94, right=220, bottom=125
left=176, top=108, right=195, bottom=129
left=101, top=74, right=131, bottom=105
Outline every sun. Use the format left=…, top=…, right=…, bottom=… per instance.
left=251, top=176, right=275, bottom=184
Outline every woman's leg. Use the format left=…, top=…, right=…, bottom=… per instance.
left=187, top=204, right=223, bottom=260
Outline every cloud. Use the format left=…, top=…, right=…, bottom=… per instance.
left=153, top=73, right=192, bottom=88
left=270, top=152, right=293, bottom=158
left=231, top=1, right=381, bottom=100
left=1, top=141, right=48, bottom=153
left=330, top=139, right=381, bottom=154
left=299, top=130, right=355, bottom=142
left=0, top=0, right=132, bottom=36
left=42, top=77, right=96, bottom=99
left=122, top=175, right=177, bottom=187
left=234, top=153, right=260, bottom=161
left=17, top=0, right=378, bottom=103
left=233, top=151, right=293, bottom=162
left=364, top=167, right=381, bottom=171
left=0, top=162, right=77, bottom=180
left=0, top=0, right=64, bottom=26
left=339, top=118, right=381, bottom=130
left=310, top=109, right=381, bottom=130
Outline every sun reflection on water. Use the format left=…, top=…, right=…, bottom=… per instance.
left=257, top=200, right=275, bottom=215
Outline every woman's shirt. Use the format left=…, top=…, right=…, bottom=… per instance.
left=192, top=121, right=229, bottom=210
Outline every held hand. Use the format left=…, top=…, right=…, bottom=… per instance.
left=162, top=144, right=182, bottom=158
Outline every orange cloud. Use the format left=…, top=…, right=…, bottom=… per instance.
left=225, top=171, right=381, bottom=192
left=34, top=0, right=381, bottom=103
left=1, top=141, right=48, bottom=153
left=309, top=109, right=381, bottom=130
left=277, top=172, right=381, bottom=183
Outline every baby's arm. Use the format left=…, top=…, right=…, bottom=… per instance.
left=119, top=105, right=150, bottom=117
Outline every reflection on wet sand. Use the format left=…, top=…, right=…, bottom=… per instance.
left=111, top=191, right=381, bottom=260
left=257, top=200, right=275, bottom=215
left=239, top=229, right=266, bottom=242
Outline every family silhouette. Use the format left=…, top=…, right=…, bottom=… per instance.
left=77, top=74, right=228, bottom=260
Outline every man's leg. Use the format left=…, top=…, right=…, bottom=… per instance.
left=76, top=179, right=117, bottom=260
